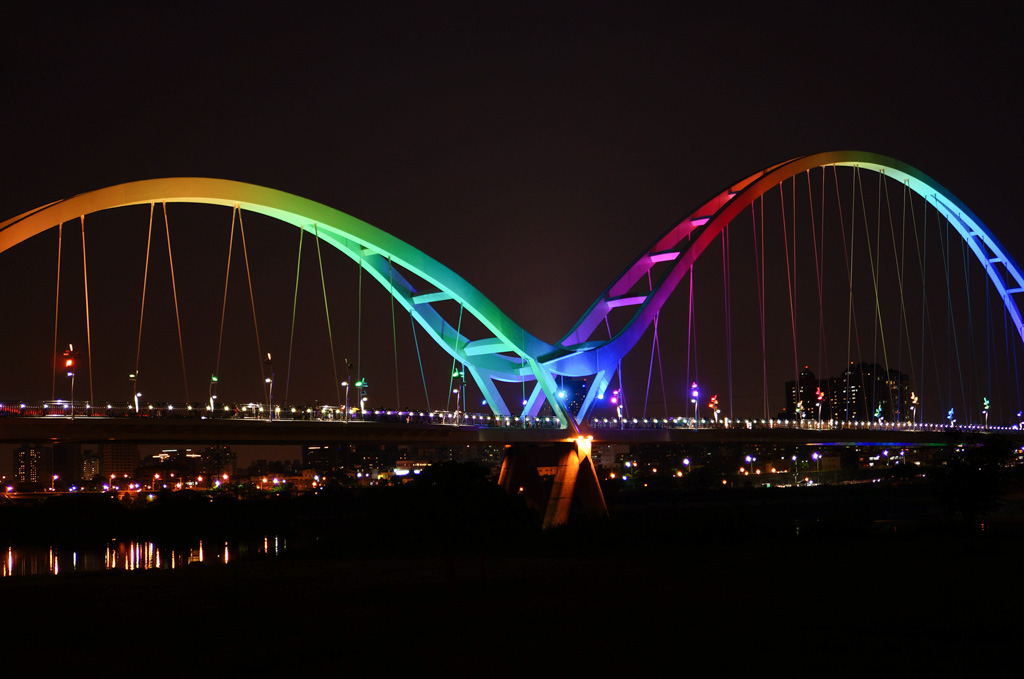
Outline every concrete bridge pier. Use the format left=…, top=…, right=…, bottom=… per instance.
left=497, top=438, right=608, bottom=529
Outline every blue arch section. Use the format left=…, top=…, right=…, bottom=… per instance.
left=553, top=152, right=1024, bottom=420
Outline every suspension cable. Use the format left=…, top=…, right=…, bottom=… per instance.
left=904, top=181, right=938, bottom=423
left=646, top=267, right=667, bottom=418
left=213, top=207, right=237, bottom=397
left=163, top=203, right=189, bottom=402
left=806, top=170, right=828, bottom=385
left=939, top=214, right=968, bottom=418
left=643, top=310, right=656, bottom=418
left=135, top=205, right=155, bottom=396
left=961, top=227, right=980, bottom=419
left=779, top=180, right=800, bottom=402
left=237, top=209, right=266, bottom=403
left=685, top=265, right=696, bottom=415
left=313, top=223, right=341, bottom=404
left=51, top=223, right=62, bottom=401
left=643, top=269, right=657, bottom=418
left=835, top=165, right=862, bottom=419
left=751, top=199, right=768, bottom=419
left=410, top=313, right=430, bottom=410
left=606, top=316, right=626, bottom=418
left=389, top=256, right=400, bottom=409
left=867, top=171, right=897, bottom=415
left=447, top=303, right=464, bottom=411
left=721, top=223, right=734, bottom=420
left=285, top=227, right=304, bottom=404
left=357, top=256, right=362, bottom=392
left=521, top=327, right=527, bottom=416
left=80, top=216, right=94, bottom=404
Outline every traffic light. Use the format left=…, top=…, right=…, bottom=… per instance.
left=62, top=345, right=78, bottom=376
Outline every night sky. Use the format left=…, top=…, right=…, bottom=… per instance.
left=1, top=2, right=1021, bottom=457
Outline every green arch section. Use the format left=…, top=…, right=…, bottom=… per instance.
left=0, top=178, right=574, bottom=428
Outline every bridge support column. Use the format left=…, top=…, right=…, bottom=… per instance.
left=497, top=438, right=607, bottom=529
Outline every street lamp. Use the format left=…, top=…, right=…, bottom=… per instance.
left=341, top=381, right=350, bottom=421
left=129, top=370, right=140, bottom=413
left=209, top=374, right=218, bottom=411
left=264, top=353, right=274, bottom=421
left=708, top=394, right=720, bottom=425
left=354, top=378, right=368, bottom=418
left=452, top=367, right=465, bottom=420
left=691, top=382, right=699, bottom=428
left=63, top=344, right=78, bottom=420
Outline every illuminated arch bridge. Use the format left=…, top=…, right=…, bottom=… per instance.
left=3, top=151, right=1022, bottom=432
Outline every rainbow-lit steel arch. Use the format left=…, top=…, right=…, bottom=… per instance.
left=556, top=151, right=1024, bottom=420
left=0, top=179, right=575, bottom=428
left=2, top=153, right=1020, bottom=428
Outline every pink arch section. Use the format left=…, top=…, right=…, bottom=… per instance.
left=553, top=151, right=1024, bottom=421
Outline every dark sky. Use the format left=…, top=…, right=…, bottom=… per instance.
left=1, top=2, right=1020, bottom=441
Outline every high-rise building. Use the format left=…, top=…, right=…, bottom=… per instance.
left=13, top=443, right=52, bottom=485
left=99, top=442, right=140, bottom=480
left=828, top=363, right=910, bottom=422
left=82, top=448, right=101, bottom=481
left=783, top=367, right=828, bottom=420
left=52, top=442, right=83, bottom=484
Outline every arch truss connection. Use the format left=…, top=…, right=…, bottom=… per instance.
left=2, top=152, right=1021, bottom=430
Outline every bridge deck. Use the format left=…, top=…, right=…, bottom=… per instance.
left=1, top=416, right=1019, bottom=447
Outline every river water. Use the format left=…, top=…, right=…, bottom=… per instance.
left=2, top=535, right=287, bottom=576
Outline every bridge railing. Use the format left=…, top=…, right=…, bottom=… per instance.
left=4, top=400, right=1020, bottom=432
left=0, top=400, right=568, bottom=429
left=587, top=416, right=1022, bottom=433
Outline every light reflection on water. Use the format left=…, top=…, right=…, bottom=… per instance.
left=3, top=536, right=286, bottom=577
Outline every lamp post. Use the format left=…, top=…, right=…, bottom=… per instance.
left=691, top=382, right=699, bottom=428
left=344, top=359, right=353, bottom=421
left=62, top=344, right=78, bottom=420
left=452, top=367, right=465, bottom=423
left=61, top=346, right=78, bottom=419
left=341, top=381, right=350, bottom=422
left=128, top=370, right=140, bottom=413
left=264, top=353, right=274, bottom=422
left=354, top=378, right=368, bottom=419
left=209, top=374, right=218, bottom=411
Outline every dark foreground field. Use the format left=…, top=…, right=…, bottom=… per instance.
left=3, top=476, right=1024, bottom=677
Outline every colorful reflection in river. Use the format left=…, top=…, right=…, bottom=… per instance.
left=2, top=536, right=286, bottom=576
